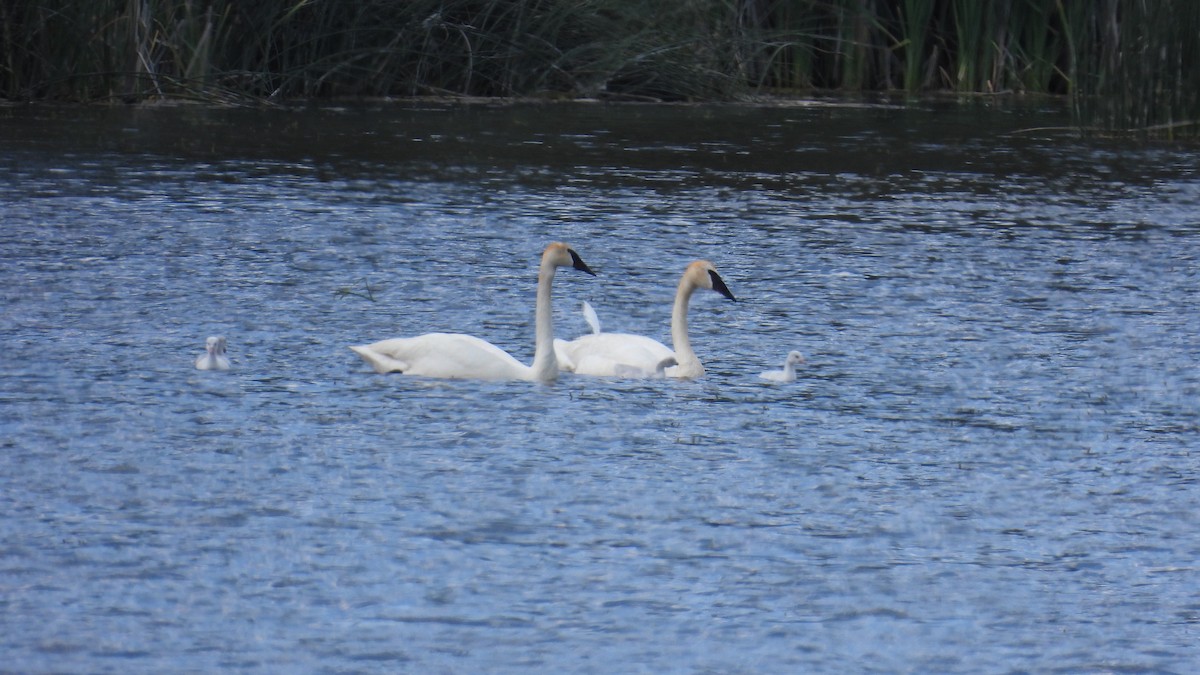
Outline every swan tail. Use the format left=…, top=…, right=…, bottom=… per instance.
left=350, top=345, right=410, bottom=374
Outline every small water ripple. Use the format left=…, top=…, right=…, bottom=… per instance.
left=1, top=101, right=1197, bottom=673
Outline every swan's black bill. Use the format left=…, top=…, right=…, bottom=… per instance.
left=569, top=249, right=597, bottom=276
left=710, top=270, right=736, bottom=301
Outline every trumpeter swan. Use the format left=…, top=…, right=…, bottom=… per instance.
left=555, top=260, right=735, bottom=379
left=349, top=242, right=595, bottom=382
left=759, top=350, right=805, bottom=382
left=195, top=336, right=231, bottom=370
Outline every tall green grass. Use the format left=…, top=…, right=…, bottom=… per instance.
left=2, top=0, right=1197, bottom=134
left=1071, top=0, right=1200, bottom=137
left=0, top=0, right=744, bottom=101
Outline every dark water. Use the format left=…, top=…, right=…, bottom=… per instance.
left=2, top=99, right=1198, bottom=673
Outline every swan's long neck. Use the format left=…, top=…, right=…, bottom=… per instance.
left=670, top=278, right=700, bottom=371
left=529, top=259, right=559, bottom=382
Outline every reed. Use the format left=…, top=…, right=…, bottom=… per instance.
left=0, top=0, right=746, bottom=101
left=1071, top=0, right=1200, bottom=136
left=1, top=1, right=1197, bottom=134
left=898, top=0, right=935, bottom=91
left=948, top=0, right=984, bottom=91
left=1004, top=0, right=1061, bottom=94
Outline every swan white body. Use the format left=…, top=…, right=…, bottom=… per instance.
left=759, top=350, right=805, bottom=382
left=195, top=336, right=231, bottom=370
left=612, top=355, right=678, bottom=379
left=555, top=260, right=735, bottom=379
left=350, top=242, right=594, bottom=382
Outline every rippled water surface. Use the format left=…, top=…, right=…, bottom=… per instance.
left=2, top=100, right=1199, bottom=672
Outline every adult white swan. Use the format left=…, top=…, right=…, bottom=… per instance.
left=555, top=260, right=735, bottom=379
left=759, top=350, right=805, bottom=382
left=195, top=336, right=231, bottom=370
left=349, top=242, right=595, bottom=382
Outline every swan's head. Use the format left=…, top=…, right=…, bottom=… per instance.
left=786, top=350, right=806, bottom=366
left=543, top=242, right=596, bottom=276
left=206, top=336, right=227, bottom=356
left=685, top=260, right=736, bottom=301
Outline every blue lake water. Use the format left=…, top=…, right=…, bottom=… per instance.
left=1, top=100, right=1198, bottom=672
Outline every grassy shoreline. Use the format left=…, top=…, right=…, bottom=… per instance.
left=2, top=1, right=1197, bottom=135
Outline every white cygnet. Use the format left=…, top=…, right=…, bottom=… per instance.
left=195, top=336, right=231, bottom=370
left=758, top=350, right=805, bottom=382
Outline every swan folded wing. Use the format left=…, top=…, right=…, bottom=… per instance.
left=553, top=338, right=578, bottom=372
left=561, top=332, right=674, bottom=377
left=351, top=333, right=527, bottom=379
left=758, top=369, right=791, bottom=382
left=195, top=353, right=230, bottom=370
left=574, top=354, right=631, bottom=377
left=611, top=362, right=655, bottom=378
left=611, top=355, right=678, bottom=379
